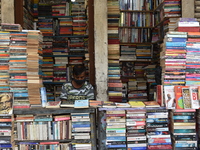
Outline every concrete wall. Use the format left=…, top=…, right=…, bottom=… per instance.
left=182, top=0, right=194, bottom=18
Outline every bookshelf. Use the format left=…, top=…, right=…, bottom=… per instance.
left=13, top=108, right=97, bottom=150
left=14, top=0, right=34, bottom=30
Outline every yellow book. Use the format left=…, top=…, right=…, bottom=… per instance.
left=128, top=101, right=145, bottom=108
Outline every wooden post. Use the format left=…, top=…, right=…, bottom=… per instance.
left=94, top=0, right=108, bottom=101
left=1, top=0, right=15, bottom=23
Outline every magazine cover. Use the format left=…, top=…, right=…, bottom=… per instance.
left=0, top=92, right=13, bottom=114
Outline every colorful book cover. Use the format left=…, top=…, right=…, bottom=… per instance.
left=174, top=86, right=189, bottom=109
left=164, top=86, right=175, bottom=109
left=74, top=99, right=89, bottom=108
left=182, top=88, right=192, bottom=109
left=189, top=86, right=199, bottom=109
left=0, top=92, right=13, bottom=114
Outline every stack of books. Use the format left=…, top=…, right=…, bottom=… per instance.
left=0, top=31, right=10, bottom=92
left=185, top=32, right=200, bottom=86
left=175, top=18, right=200, bottom=32
left=164, top=0, right=181, bottom=18
left=107, top=0, right=122, bottom=102
left=170, top=109, right=197, bottom=150
left=71, top=112, right=91, bottom=149
left=106, top=110, right=126, bottom=149
left=126, top=109, right=147, bottom=150
left=26, top=30, right=43, bottom=106
left=58, top=17, right=73, bottom=35
left=160, top=31, right=187, bottom=86
left=119, top=45, right=136, bottom=61
left=146, top=108, right=172, bottom=150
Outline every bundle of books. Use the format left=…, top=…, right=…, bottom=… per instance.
left=26, top=30, right=43, bottom=107
left=58, top=17, right=73, bottom=35
left=175, top=18, right=200, bottom=32
left=107, top=0, right=122, bottom=102
left=160, top=31, right=187, bottom=86
left=185, top=32, right=200, bottom=86
left=119, top=45, right=136, bottom=61
left=0, top=31, right=10, bottom=93
left=146, top=108, right=172, bottom=150
left=164, top=0, right=181, bottom=18
left=106, top=110, right=126, bottom=149
left=0, top=115, right=12, bottom=149
left=71, top=112, right=91, bottom=149
left=126, top=109, right=147, bottom=150
left=170, top=109, right=198, bottom=150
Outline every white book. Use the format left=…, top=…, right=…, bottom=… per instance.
left=189, top=86, right=199, bottom=109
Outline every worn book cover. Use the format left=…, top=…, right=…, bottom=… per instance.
left=0, top=92, right=13, bottom=114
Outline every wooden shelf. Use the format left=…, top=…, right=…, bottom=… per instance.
left=154, top=1, right=164, bottom=12
left=154, top=16, right=180, bottom=28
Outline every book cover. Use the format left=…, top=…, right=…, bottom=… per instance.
left=0, top=92, right=13, bottom=114
left=46, top=101, right=61, bottom=108
left=164, top=85, right=175, bottom=109
left=156, top=85, right=164, bottom=106
left=189, top=86, right=199, bottom=109
left=40, top=87, right=48, bottom=108
left=128, top=101, right=145, bottom=108
left=143, top=101, right=160, bottom=107
left=182, top=88, right=192, bottom=109
left=174, top=86, right=189, bottom=109
left=74, top=99, right=89, bottom=108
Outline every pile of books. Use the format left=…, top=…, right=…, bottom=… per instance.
left=126, top=109, right=147, bottom=149
left=106, top=110, right=126, bottom=149
left=146, top=108, right=172, bottom=150
left=170, top=109, right=197, bottom=149
left=161, top=31, right=187, bottom=86
left=71, top=112, right=92, bottom=150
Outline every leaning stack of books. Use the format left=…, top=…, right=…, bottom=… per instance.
left=126, top=108, right=147, bottom=150
left=146, top=108, right=172, bottom=150
left=169, top=109, right=198, bottom=150
left=106, top=110, right=126, bottom=149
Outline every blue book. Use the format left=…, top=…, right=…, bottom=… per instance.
left=74, top=99, right=89, bottom=108
left=107, top=144, right=126, bottom=148
left=173, top=116, right=195, bottom=120
left=174, top=129, right=196, bottom=133
left=146, top=118, right=168, bottom=123
left=40, top=87, right=47, bottom=108
left=166, top=42, right=186, bottom=47
left=106, top=136, right=126, bottom=141
left=72, top=124, right=90, bottom=128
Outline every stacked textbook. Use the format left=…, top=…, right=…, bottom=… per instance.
left=106, top=110, right=126, bottom=149
left=146, top=108, right=172, bottom=150
left=126, top=108, right=147, bottom=150
left=71, top=112, right=92, bottom=150
left=170, top=109, right=197, bottom=150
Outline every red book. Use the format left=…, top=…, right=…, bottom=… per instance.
left=40, top=142, right=59, bottom=145
left=156, top=85, right=164, bottom=106
left=174, top=86, right=189, bottom=109
left=176, top=27, right=200, bottom=32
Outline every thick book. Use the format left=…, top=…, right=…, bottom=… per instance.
left=143, top=101, right=160, bottom=108
left=60, top=100, right=75, bottom=108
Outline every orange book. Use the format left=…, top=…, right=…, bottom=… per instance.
left=174, top=86, right=189, bottom=109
